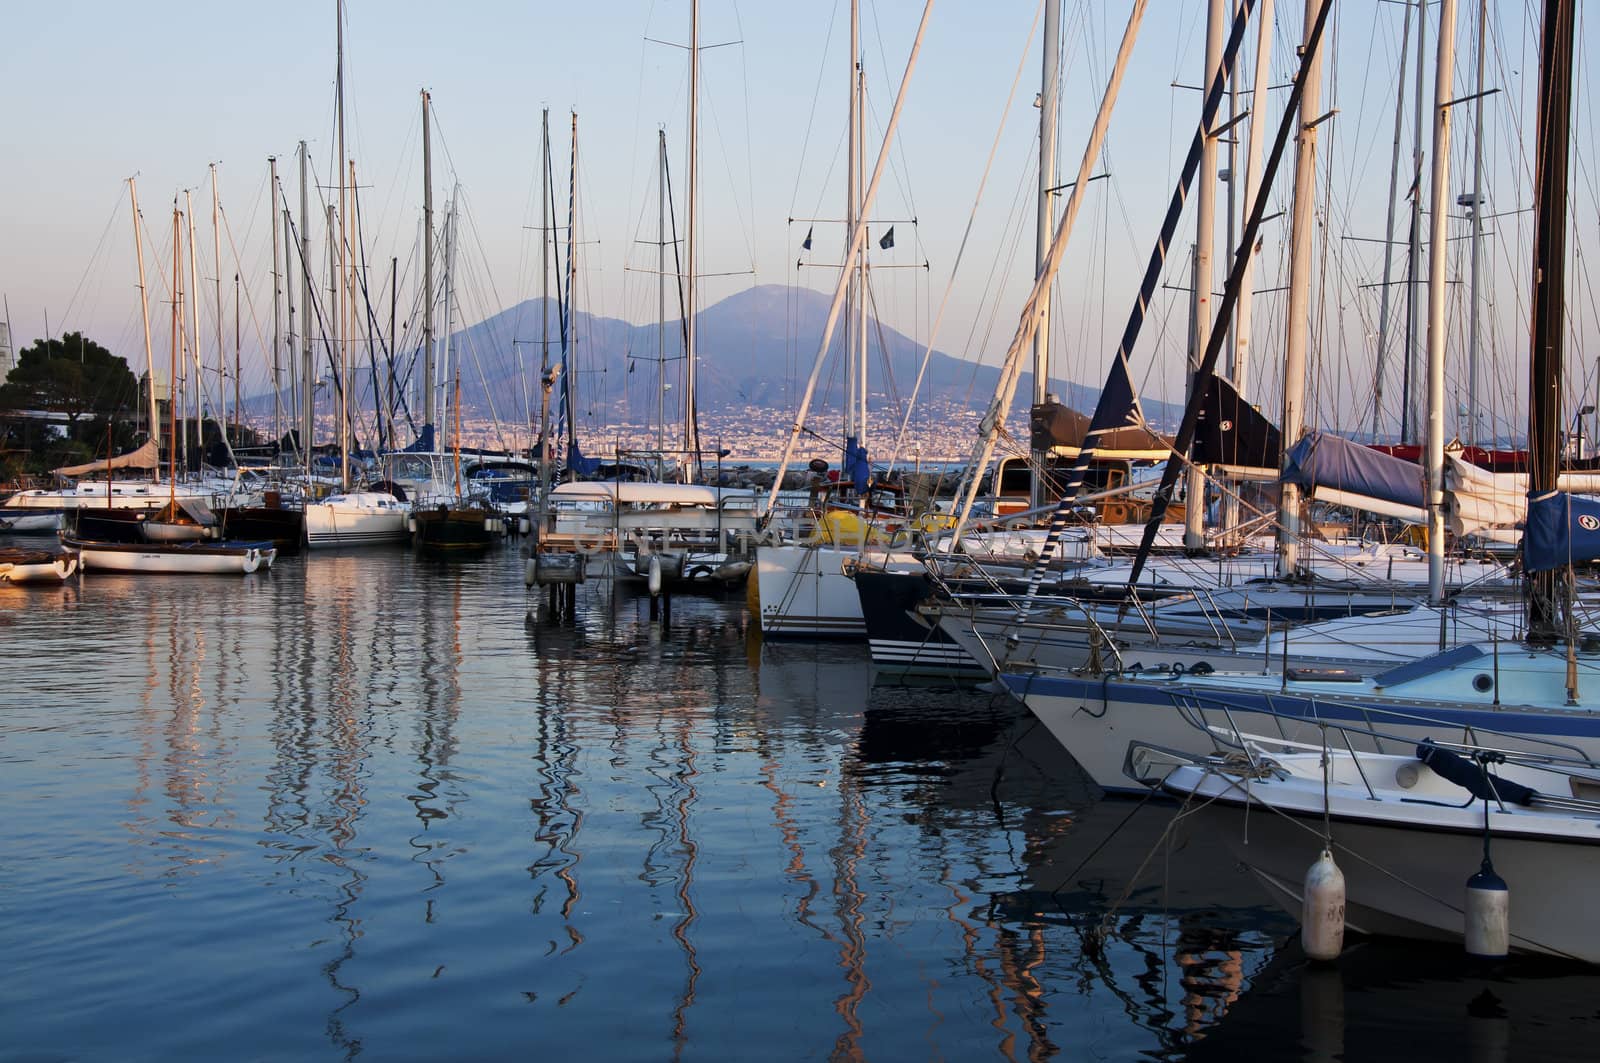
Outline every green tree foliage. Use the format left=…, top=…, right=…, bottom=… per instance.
left=0, top=332, right=140, bottom=431
left=0, top=332, right=143, bottom=473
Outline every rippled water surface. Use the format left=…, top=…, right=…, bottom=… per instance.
left=4, top=547, right=1598, bottom=1061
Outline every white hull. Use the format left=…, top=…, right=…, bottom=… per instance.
left=1156, top=748, right=1600, bottom=963
left=72, top=540, right=274, bottom=575
left=1008, top=644, right=1600, bottom=793
left=0, top=511, right=64, bottom=533
left=756, top=544, right=917, bottom=638
left=304, top=493, right=409, bottom=548
left=0, top=554, right=78, bottom=583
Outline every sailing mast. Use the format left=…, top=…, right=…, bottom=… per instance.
left=298, top=140, right=313, bottom=474
left=565, top=112, right=579, bottom=467
left=1371, top=0, right=1415, bottom=440
left=1029, top=0, right=1060, bottom=512
left=127, top=178, right=158, bottom=444
left=684, top=0, right=700, bottom=481
left=210, top=165, right=225, bottom=444
left=1185, top=0, right=1224, bottom=551
left=336, top=0, right=349, bottom=489
left=844, top=0, right=860, bottom=482
left=1220, top=0, right=1275, bottom=541
left=1405, top=0, right=1428, bottom=443
left=269, top=157, right=283, bottom=449
left=1423, top=0, right=1460, bottom=606
left=171, top=205, right=182, bottom=500
left=422, top=89, right=435, bottom=442
left=1527, top=0, right=1575, bottom=641
left=658, top=128, right=668, bottom=459
left=1465, top=0, right=1488, bottom=446
left=1274, top=0, right=1328, bottom=580
left=184, top=189, right=204, bottom=470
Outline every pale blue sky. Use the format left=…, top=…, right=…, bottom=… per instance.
left=1, top=1, right=1593, bottom=443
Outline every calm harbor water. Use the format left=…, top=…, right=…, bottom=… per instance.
left=4, top=544, right=1599, bottom=1061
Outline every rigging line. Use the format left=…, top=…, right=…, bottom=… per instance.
left=57, top=185, right=127, bottom=332
left=883, top=0, right=1045, bottom=476
left=787, top=0, right=845, bottom=215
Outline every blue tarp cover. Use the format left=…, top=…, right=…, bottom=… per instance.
left=1280, top=430, right=1423, bottom=508
left=844, top=437, right=870, bottom=493
left=1524, top=490, right=1600, bottom=572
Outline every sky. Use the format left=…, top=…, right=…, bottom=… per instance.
left=2, top=0, right=1596, bottom=447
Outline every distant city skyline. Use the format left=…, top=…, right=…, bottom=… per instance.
left=3, top=1, right=1596, bottom=451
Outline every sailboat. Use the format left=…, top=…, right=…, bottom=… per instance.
left=1009, top=0, right=1600, bottom=797
left=66, top=201, right=276, bottom=575
left=753, top=0, right=932, bottom=637
left=303, top=7, right=408, bottom=550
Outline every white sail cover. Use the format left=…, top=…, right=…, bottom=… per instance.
left=1445, top=454, right=1600, bottom=541
left=53, top=438, right=161, bottom=476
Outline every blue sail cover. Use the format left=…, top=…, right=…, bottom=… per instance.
left=1525, top=490, right=1600, bottom=572
left=1280, top=430, right=1423, bottom=508
left=566, top=440, right=603, bottom=478
left=844, top=437, right=870, bottom=493
left=402, top=424, right=436, bottom=453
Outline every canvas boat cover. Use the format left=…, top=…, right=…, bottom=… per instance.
left=53, top=438, right=161, bottom=476
left=1524, top=490, right=1600, bottom=572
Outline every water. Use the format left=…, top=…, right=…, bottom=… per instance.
left=3, top=546, right=1597, bottom=1061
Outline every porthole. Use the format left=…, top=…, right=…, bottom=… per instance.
left=1472, top=673, right=1494, bottom=693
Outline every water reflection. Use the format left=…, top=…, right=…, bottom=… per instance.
left=6, top=550, right=1600, bottom=1061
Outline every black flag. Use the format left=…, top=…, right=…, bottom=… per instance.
left=801, top=226, right=813, bottom=250
left=878, top=226, right=895, bottom=250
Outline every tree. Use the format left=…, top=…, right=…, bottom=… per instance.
left=0, top=332, right=141, bottom=434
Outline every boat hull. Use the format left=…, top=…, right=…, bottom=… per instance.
left=304, top=496, right=409, bottom=549
left=1185, top=785, right=1600, bottom=963
left=1006, top=659, right=1600, bottom=794
left=67, top=538, right=275, bottom=575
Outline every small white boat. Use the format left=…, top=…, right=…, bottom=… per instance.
left=1129, top=731, right=1600, bottom=964
left=65, top=537, right=275, bottom=575
left=0, top=547, right=79, bottom=583
left=304, top=491, right=409, bottom=548
left=0, top=509, right=65, bottom=534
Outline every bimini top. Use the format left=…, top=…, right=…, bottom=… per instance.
left=551, top=481, right=731, bottom=507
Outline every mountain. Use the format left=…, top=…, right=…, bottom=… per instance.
left=444, top=283, right=1149, bottom=430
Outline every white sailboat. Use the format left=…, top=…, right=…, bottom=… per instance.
left=1131, top=728, right=1600, bottom=964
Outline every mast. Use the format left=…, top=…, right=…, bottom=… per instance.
left=684, top=0, right=700, bottom=481
left=184, top=189, right=203, bottom=468
left=1406, top=0, right=1428, bottom=442
left=565, top=112, right=579, bottom=464
left=844, top=0, right=860, bottom=459
left=1029, top=0, right=1060, bottom=511
left=283, top=206, right=296, bottom=452
left=127, top=178, right=158, bottom=442
left=440, top=189, right=460, bottom=459
left=1221, top=0, right=1275, bottom=539
left=210, top=164, right=224, bottom=443
left=1185, top=0, right=1225, bottom=551
left=540, top=107, right=551, bottom=463
left=422, top=88, right=435, bottom=439
left=1372, top=0, right=1415, bottom=440
left=389, top=256, right=398, bottom=450
left=234, top=273, right=241, bottom=438
left=761, top=1, right=944, bottom=516
left=298, top=140, right=313, bottom=474
left=1275, top=0, right=1328, bottom=579
left=658, top=127, right=668, bottom=458
left=1465, top=0, right=1487, bottom=446
left=171, top=205, right=182, bottom=493
left=269, top=157, right=283, bottom=450
left=336, top=0, right=349, bottom=489
left=1424, top=0, right=1459, bottom=605
left=1527, top=0, right=1575, bottom=640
